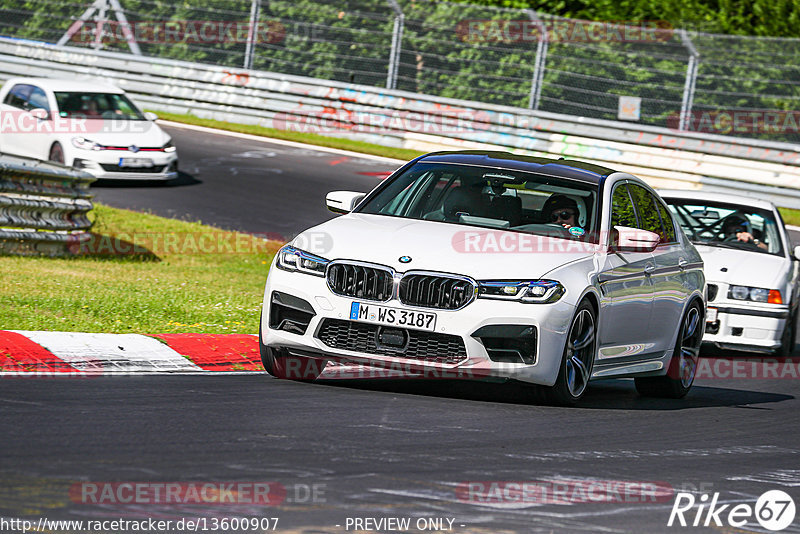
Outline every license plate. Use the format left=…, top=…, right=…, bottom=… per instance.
left=706, top=307, right=718, bottom=322
left=350, top=302, right=437, bottom=332
left=118, top=157, right=153, bottom=168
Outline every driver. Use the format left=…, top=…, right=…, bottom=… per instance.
left=543, top=194, right=579, bottom=229
left=722, top=213, right=767, bottom=250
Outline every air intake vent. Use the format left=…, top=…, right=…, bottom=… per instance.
left=399, top=273, right=476, bottom=310
left=707, top=284, right=718, bottom=302
left=326, top=262, right=393, bottom=302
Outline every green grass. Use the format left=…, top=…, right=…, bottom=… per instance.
left=0, top=204, right=280, bottom=334
left=151, top=110, right=425, bottom=162
left=779, top=207, right=800, bottom=227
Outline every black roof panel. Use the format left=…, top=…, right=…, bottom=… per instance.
left=417, top=151, right=616, bottom=184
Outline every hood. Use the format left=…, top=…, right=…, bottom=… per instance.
left=58, top=120, right=170, bottom=148
left=695, top=244, right=789, bottom=289
left=293, top=213, right=596, bottom=280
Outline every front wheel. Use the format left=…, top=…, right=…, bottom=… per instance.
left=258, top=314, right=326, bottom=381
left=635, top=301, right=702, bottom=398
left=777, top=310, right=796, bottom=358
left=543, top=301, right=597, bottom=406
left=48, top=142, right=65, bottom=164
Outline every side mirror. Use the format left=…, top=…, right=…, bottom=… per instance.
left=326, top=191, right=365, bottom=214
left=611, top=226, right=660, bottom=253
left=29, top=108, right=50, bottom=120
left=793, top=245, right=800, bottom=261
left=144, top=111, right=158, bottom=121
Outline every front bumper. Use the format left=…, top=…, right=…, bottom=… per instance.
left=73, top=151, right=178, bottom=180
left=260, top=266, right=576, bottom=386
left=704, top=304, right=789, bottom=353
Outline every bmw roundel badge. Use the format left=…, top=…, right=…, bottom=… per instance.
left=399, top=256, right=412, bottom=263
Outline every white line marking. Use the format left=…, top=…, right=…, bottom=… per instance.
left=159, top=120, right=406, bottom=165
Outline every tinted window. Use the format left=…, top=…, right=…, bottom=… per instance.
left=4, top=84, right=33, bottom=109
left=358, top=162, right=599, bottom=241
left=54, top=92, right=144, bottom=120
left=610, top=184, right=637, bottom=228
left=655, top=198, right=678, bottom=243
left=628, top=184, right=665, bottom=235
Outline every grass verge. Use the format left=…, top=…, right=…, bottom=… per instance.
left=152, top=110, right=425, bottom=162
left=0, top=204, right=279, bottom=334
left=779, top=207, right=800, bottom=227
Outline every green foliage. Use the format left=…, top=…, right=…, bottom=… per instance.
left=2, top=0, right=798, bottom=143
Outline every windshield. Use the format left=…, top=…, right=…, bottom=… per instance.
left=357, top=162, right=599, bottom=242
left=664, top=199, right=784, bottom=256
left=54, top=92, right=145, bottom=120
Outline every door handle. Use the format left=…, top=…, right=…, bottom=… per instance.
left=678, top=258, right=688, bottom=271
left=644, top=263, right=655, bottom=275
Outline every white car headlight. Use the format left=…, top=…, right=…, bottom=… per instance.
left=275, top=245, right=329, bottom=277
left=163, top=141, right=176, bottom=153
left=71, top=137, right=103, bottom=151
left=728, top=285, right=783, bottom=304
left=478, top=280, right=565, bottom=304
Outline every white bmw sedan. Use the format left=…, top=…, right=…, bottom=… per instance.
left=260, top=152, right=705, bottom=404
left=660, top=190, right=800, bottom=356
left=0, top=77, right=177, bottom=180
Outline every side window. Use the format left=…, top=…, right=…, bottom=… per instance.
left=610, top=184, right=637, bottom=228
left=628, top=184, right=664, bottom=235
left=27, top=86, right=49, bottom=111
left=655, top=199, right=678, bottom=243
left=3, top=84, right=33, bottom=109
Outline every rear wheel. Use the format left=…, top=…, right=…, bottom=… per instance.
left=635, top=301, right=702, bottom=398
left=48, top=142, right=65, bottom=164
left=543, top=300, right=597, bottom=406
left=258, top=314, right=326, bottom=381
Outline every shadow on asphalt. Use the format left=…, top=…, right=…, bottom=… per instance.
left=93, top=171, right=201, bottom=188
left=311, top=376, right=792, bottom=410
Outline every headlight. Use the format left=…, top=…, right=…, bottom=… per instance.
left=71, top=137, right=103, bottom=150
left=478, top=280, right=565, bottom=304
left=275, top=245, right=329, bottom=277
left=728, top=285, right=782, bottom=304
left=163, top=141, right=176, bottom=153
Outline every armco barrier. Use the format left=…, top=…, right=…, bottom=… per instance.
left=0, top=154, right=95, bottom=256
left=1, top=37, right=799, bottom=207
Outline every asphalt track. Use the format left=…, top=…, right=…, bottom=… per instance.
left=91, top=124, right=397, bottom=239
left=4, top=124, right=800, bottom=533
left=2, top=374, right=799, bottom=533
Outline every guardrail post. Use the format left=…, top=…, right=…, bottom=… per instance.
left=386, top=0, right=404, bottom=90
left=243, top=0, right=261, bottom=70
left=526, top=10, right=548, bottom=111
left=678, top=30, right=699, bottom=132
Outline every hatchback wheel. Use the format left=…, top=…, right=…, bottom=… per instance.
left=635, top=301, right=702, bottom=398
left=48, top=142, right=65, bottom=164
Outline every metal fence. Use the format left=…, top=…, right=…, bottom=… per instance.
left=1, top=0, right=799, bottom=144
left=0, top=155, right=95, bottom=256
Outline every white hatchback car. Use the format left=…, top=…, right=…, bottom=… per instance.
left=660, top=190, right=800, bottom=356
left=0, top=77, right=177, bottom=180
left=260, top=152, right=705, bottom=404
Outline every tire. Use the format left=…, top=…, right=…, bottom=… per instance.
left=543, top=300, right=597, bottom=406
left=48, top=142, right=65, bottom=164
left=777, top=310, right=796, bottom=358
left=258, top=313, right=326, bottom=381
left=635, top=301, right=703, bottom=399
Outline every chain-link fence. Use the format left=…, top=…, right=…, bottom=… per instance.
left=2, top=0, right=799, bottom=143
